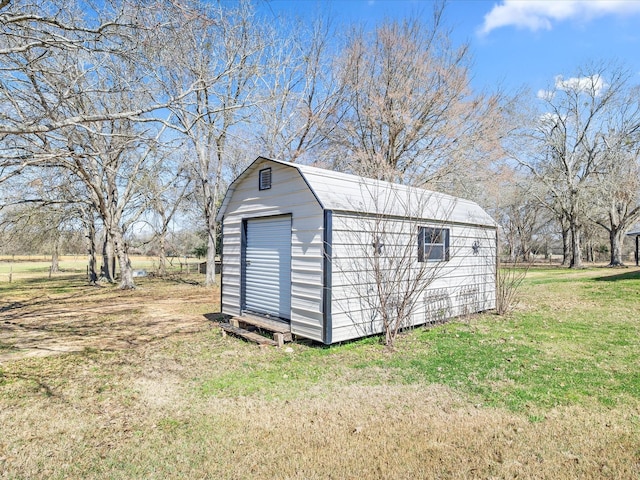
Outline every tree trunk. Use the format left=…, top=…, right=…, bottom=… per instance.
left=112, top=229, right=135, bottom=289
left=50, top=238, right=60, bottom=274
left=203, top=165, right=220, bottom=287
left=544, top=239, right=550, bottom=260
left=520, top=237, right=530, bottom=262
left=584, top=239, right=591, bottom=263
left=561, top=225, right=570, bottom=265
left=569, top=222, right=583, bottom=269
left=608, top=228, right=625, bottom=266
left=158, top=232, right=167, bottom=276
left=101, top=233, right=116, bottom=282
left=205, top=223, right=217, bottom=286
left=87, top=219, right=98, bottom=284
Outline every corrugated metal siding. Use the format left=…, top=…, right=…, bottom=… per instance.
left=330, top=213, right=496, bottom=343
left=219, top=160, right=324, bottom=342
left=245, top=216, right=292, bottom=319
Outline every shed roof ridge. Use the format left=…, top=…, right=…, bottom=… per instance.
left=265, top=157, right=481, bottom=209
left=217, top=156, right=496, bottom=227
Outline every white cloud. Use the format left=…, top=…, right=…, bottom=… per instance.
left=554, top=74, right=608, bottom=96
left=537, top=89, right=554, bottom=101
left=539, top=112, right=560, bottom=127
left=479, top=0, right=640, bottom=36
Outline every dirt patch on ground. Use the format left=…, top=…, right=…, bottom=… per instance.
left=0, top=277, right=219, bottom=362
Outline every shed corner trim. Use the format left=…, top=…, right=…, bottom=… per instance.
left=322, top=209, right=333, bottom=344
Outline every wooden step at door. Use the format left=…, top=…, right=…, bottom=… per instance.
left=219, top=322, right=278, bottom=347
left=232, top=315, right=293, bottom=343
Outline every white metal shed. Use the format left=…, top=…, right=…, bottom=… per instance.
left=216, top=157, right=498, bottom=344
left=626, top=226, right=640, bottom=266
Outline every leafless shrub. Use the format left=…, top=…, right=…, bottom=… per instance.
left=495, top=258, right=530, bottom=316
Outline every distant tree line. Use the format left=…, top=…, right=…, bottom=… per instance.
left=0, top=0, right=638, bottom=289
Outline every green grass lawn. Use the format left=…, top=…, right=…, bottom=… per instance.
left=0, top=265, right=639, bottom=479
left=196, top=266, right=640, bottom=413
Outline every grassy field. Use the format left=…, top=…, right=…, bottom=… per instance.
left=0, top=263, right=639, bottom=478
left=0, top=255, right=202, bottom=281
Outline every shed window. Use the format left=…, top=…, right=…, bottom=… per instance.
left=259, top=168, right=272, bottom=190
left=418, top=227, right=450, bottom=262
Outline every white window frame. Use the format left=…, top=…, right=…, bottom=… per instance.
left=418, top=226, right=450, bottom=262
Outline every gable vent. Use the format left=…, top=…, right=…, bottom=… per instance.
left=259, top=168, right=272, bottom=190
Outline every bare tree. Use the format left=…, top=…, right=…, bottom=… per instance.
left=494, top=174, right=545, bottom=262
left=64, top=118, right=165, bottom=288
left=33, top=97, right=163, bottom=288
left=0, top=162, right=91, bottom=266
left=513, top=63, right=630, bottom=268
left=0, top=202, right=62, bottom=261
left=333, top=187, right=445, bottom=347
left=0, top=0, right=197, bottom=138
left=0, top=0, right=186, bottom=288
left=0, top=201, right=78, bottom=272
left=590, top=87, right=640, bottom=266
left=329, top=5, right=504, bottom=188
left=151, top=0, right=267, bottom=286
left=141, top=149, right=194, bottom=276
left=495, top=258, right=529, bottom=316
left=253, top=14, right=342, bottom=164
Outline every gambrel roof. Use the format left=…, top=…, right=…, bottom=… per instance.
left=217, top=157, right=496, bottom=227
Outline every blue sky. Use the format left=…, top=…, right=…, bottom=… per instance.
left=263, top=0, right=640, bottom=94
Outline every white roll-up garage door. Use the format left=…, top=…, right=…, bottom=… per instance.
left=244, top=215, right=292, bottom=320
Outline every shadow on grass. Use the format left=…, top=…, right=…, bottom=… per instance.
left=0, top=370, right=60, bottom=398
left=0, top=278, right=113, bottom=314
left=0, top=274, right=101, bottom=291
left=0, top=313, right=207, bottom=362
left=593, top=268, right=640, bottom=282
left=160, top=274, right=204, bottom=286
left=203, top=313, right=227, bottom=323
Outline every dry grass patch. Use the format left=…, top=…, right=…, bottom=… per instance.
left=1, top=266, right=640, bottom=478
left=199, top=388, right=638, bottom=479
left=2, top=362, right=638, bottom=479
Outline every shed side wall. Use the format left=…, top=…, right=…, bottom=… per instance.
left=330, top=212, right=496, bottom=343
left=221, top=160, right=324, bottom=341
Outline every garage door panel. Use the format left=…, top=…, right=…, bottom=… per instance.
left=244, top=216, right=291, bottom=320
